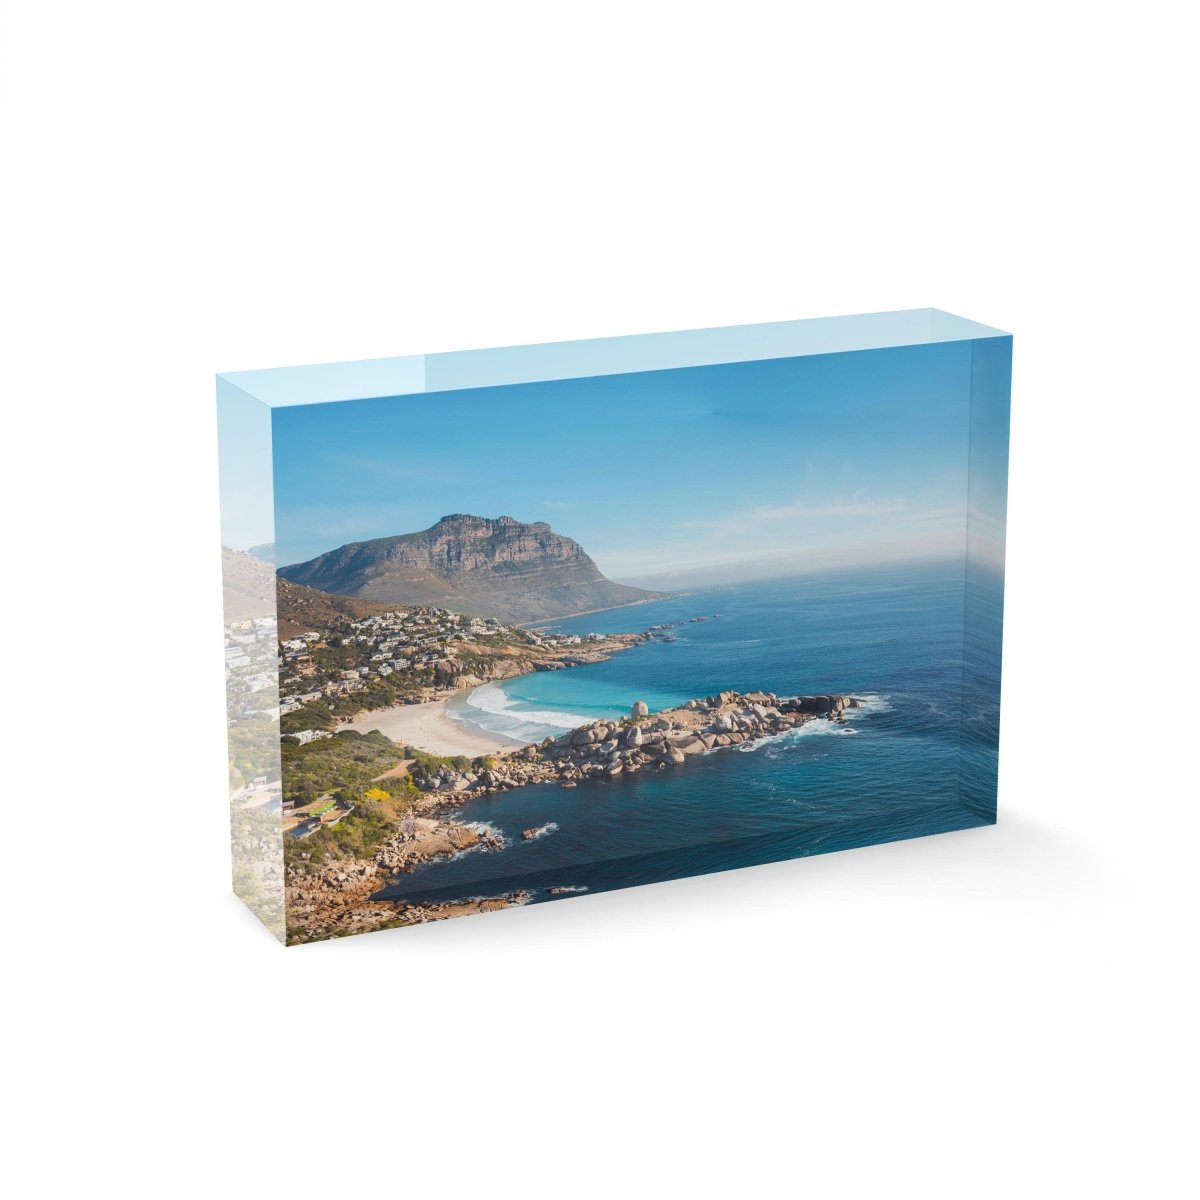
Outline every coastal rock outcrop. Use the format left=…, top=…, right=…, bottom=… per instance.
left=410, top=691, right=866, bottom=799
left=284, top=815, right=517, bottom=943
left=282, top=690, right=869, bottom=942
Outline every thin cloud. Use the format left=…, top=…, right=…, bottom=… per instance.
left=680, top=494, right=909, bottom=538
left=596, top=496, right=964, bottom=578
left=323, top=452, right=459, bottom=484
left=750, top=497, right=907, bottom=521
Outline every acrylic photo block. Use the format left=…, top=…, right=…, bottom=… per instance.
left=218, top=310, right=1012, bottom=945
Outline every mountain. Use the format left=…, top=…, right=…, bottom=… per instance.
left=222, top=546, right=392, bottom=633
left=276, top=514, right=667, bottom=624
left=275, top=578, right=392, bottom=639
left=222, top=546, right=275, bottom=623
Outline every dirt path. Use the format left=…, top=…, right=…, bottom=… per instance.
left=373, top=758, right=415, bottom=782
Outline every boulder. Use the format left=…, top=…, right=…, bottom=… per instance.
left=631, top=700, right=649, bottom=717
left=624, top=725, right=643, bottom=747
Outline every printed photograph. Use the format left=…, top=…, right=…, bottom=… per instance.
left=224, top=339, right=1009, bottom=942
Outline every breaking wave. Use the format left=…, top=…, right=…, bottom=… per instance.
left=735, top=694, right=891, bottom=752
left=446, top=681, right=607, bottom=743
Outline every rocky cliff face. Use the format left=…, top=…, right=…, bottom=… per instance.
left=277, top=514, right=665, bottom=624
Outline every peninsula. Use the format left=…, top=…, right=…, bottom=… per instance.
left=283, top=691, right=865, bottom=942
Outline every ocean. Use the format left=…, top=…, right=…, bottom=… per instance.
left=377, top=559, right=1003, bottom=907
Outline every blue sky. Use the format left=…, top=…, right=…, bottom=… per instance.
left=269, top=341, right=984, bottom=584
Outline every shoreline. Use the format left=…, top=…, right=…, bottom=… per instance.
left=292, top=690, right=865, bottom=940
left=333, top=625, right=666, bottom=755
left=341, top=695, right=527, bottom=757
left=284, top=812, right=530, bottom=943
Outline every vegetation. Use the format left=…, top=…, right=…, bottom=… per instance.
left=291, top=791, right=411, bottom=864
left=281, top=704, right=335, bottom=734
left=279, top=664, right=459, bottom=734
left=402, top=745, right=476, bottom=774
left=282, top=730, right=422, bottom=866
left=275, top=577, right=392, bottom=638
left=281, top=729, right=405, bottom=806
left=226, top=712, right=279, bottom=787
left=274, top=604, right=598, bottom=872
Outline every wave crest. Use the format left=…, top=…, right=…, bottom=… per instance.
left=458, top=682, right=585, bottom=731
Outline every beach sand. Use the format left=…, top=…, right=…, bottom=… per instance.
left=341, top=697, right=526, bottom=757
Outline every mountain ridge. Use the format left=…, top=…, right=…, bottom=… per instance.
left=277, top=514, right=667, bottom=624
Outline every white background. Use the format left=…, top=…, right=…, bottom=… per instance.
left=2, top=2, right=1196, bottom=1196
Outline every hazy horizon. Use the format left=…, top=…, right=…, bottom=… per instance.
left=248, top=521, right=970, bottom=590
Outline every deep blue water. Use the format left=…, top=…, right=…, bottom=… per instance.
left=378, top=560, right=1003, bottom=907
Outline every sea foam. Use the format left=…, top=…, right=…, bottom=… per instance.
left=461, top=682, right=584, bottom=730
left=735, top=694, right=891, bottom=752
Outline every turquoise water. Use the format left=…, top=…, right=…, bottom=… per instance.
left=379, top=560, right=1003, bottom=907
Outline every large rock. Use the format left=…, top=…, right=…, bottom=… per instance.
left=624, top=724, right=643, bottom=747
left=631, top=700, right=649, bottom=717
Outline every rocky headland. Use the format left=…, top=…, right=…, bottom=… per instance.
left=285, top=816, right=527, bottom=943
left=285, top=690, right=865, bottom=942
left=412, top=691, right=865, bottom=797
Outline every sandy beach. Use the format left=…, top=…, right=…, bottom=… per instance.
left=341, top=696, right=526, bottom=757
